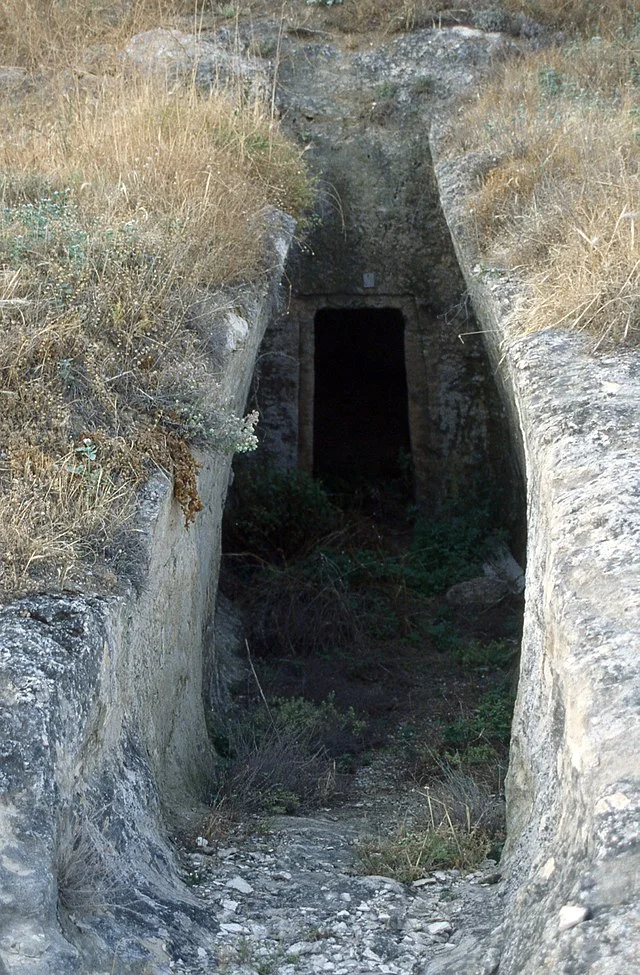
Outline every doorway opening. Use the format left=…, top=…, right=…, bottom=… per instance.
left=313, top=307, right=411, bottom=489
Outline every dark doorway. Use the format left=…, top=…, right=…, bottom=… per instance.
left=313, top=308, right=411, bottom=484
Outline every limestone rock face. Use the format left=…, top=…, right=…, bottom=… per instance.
left=433, top=148, right=640, bottom=974
left=247, top=24, right=523, bottom=518
left=0, top=219, right=294, bottom=974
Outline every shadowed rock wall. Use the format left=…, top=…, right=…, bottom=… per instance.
left=248, top=27, right=519, bottom=517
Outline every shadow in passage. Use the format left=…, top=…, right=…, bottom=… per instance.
left=313, top=307, right=411, bottom=484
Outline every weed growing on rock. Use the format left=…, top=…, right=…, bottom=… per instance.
left=355, top=789, right=493, bottom=881
left=55, top=809, right=125, bottom=915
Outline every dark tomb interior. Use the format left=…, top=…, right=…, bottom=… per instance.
left=313, top=308, right=411, bottom=485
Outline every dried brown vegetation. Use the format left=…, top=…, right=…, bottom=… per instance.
left=0, top=5, right=312, bottom=595
left=502, top=0, right=636, bottom=35
left=248, top=0, right=637, bottom=39
left=447, top=31, right=640, bottom=347
left=0, top=0, right=202, bottom=68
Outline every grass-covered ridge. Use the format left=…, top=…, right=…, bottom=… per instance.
left=0, top=4, right=312, bottom=596
left=444, top=16, right=639, bottom=347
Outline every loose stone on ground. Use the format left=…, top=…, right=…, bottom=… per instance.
left=175, top=764, right=503, bottom=975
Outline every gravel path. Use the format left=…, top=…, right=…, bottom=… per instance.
left=173, top=761, right=505, bottom=975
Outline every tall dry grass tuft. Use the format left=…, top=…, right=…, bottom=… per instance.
left=447, top=34, right=640, bottom=346
left=0, top=10, right=313, bottom=595
left=2, top=72, right=310, bottom=277
left=0, top=0, right=208, bottom=69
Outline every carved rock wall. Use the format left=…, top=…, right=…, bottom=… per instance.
left=248, top=27, right=519, bottom=516
left=0, top=221, right=293, bottom=974
left=434, top=151, right=640, bottom=973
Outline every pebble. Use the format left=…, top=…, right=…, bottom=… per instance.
left=225, top=876, right=253, bottom=894
left=558, top=904, right=589, bottom=931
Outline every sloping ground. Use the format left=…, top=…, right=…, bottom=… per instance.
left=173, top=752, right=504, bottom=975
left=433, top=148, right=640, bottom=973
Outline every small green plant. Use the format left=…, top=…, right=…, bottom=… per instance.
left=453, top=638, right=518, bottom=671
left=412, top=76, right=434, bottom=95
left=537, top=66, right=565, bottom=97
left=405, top=504, right=494, bottom=595
left=443, top=687, right=514, bottom=755
left=425, top=618, right=460, bottom=653
left=182, top=867, right=206, bottom=887
left=224, top=466, right=342, bottom=562
left=64, top=439, right=99, bottom=480
left=375, top=81, right=399, bottom=100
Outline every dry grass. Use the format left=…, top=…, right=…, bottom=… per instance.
left=0, top=0, right=207, bottom=68
left=248, top=0, right=637, bottom=38
left=355, top=783, right=495, bottom=881
left=0, top=7, right=313, bottom=595
left=447, top=33, right=640, bottom=346
left=286, top=1, right=492, bottom=37
left=55, top=806, right=125, bottom=914
left=502, top=0, right=637, bottom=36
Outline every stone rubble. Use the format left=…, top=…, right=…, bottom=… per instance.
left=167, top=768, right=504, bottom=975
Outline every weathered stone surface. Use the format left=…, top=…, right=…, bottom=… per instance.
left=433, top=146, right=640, bottom=973
left=446, top=576, right=511, bottom=610
left=0, top=217, right=294, bottom=974
left=168, top=752, right=505, bottom=975
left=247, top=26, right=522, bottom=515
left=121, top=28, right=267, bottom=95
left=0, top=65, right=35, bottom=96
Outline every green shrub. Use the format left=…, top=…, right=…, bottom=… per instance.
left=453, top=639, right=519, bottom=671
left=405, top=505, right=495, bottom=595
left=241, top=552, right=364, bottom=657
left=224, top=467, right=341, bottom=562
left=443, top=688, right=514, bottom=754
left=211, top=693, right=366, bottom=816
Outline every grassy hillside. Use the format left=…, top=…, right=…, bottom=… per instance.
left=439, top=4, right=639, bottom=347
left=0, top=2, right=312, bottom=595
